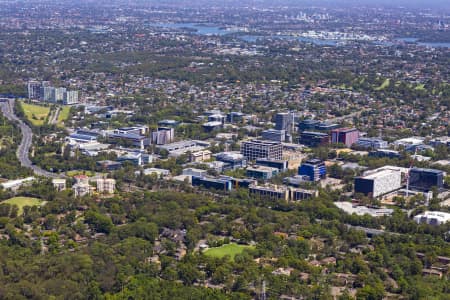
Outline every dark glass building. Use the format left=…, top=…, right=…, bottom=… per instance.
left=409, top=168, right=444, bottom=192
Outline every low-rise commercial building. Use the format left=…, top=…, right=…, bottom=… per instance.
left=356, top=137, right=388, bottom=149
left=215, top=152, right=247, bottom=170
left=246, top=165, right=279, bottom=180
left=255, top=158, right=289, bottom=171
left=192, top=176, right=232, bottom=191
left=190, top=150, right=212, bottom=162
left=413, top=211, right=450, bottom=226
left=299, top=131, right=329, bottom=147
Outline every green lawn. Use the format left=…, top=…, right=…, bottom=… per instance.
left=204, top=243, right=254, bottom=260
left=57, top=106, right=71, bottom=127
left=20, top=102, right=51, bottom=126
left=66, top=170, right=95, bottom=177
left=415, top=84, right=425, bottom=91
left=2, top=197, right=46, bottom=214
left=375, top=78, right=390, bottom=90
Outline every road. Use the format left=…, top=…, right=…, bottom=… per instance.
left=0, top=99, right=60, bottom=178
left=48, top=106, right=60, bottom=125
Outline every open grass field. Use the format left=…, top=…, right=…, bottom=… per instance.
left=204, top=243, right=254, bottom=260
left=20, top=102, right=51, bottom=126
left=2, top=197, right=46, bottom=214
left=57, top=106, right=71, bottom=127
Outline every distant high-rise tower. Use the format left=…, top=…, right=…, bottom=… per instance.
left=42, top=86, right=55, bottom=102
left=64, top=90, right=79, bottom=105
left=27, top=81, right=41, bottom=100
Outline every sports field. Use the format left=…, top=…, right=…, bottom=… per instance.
left=20, top=102, right=51, bottom=126
left=2, top=197, right=46, bottom=214
left=204, top=243, right=254, bottom=259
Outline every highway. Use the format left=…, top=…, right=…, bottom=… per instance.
left=0, top=99, right=60, bottom=178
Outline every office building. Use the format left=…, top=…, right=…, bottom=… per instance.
left=96, top=160, right=123, bottom=171
left=64, top=90, right=79, bottom=105
left=182, top=168, right=208, bottom=178
left=192, top=176, right=232, bottom=191
left=190, top=150, right=212, bottom=162
left=152, top=127, right=174, bottom=145
left=241, top=139, right=282, bottom=161
left=96, top=178, right=116, bottom=194
left=215, top=152, right=247, bottom=170
left=158, top=119, right=180, bottom=127
left=255, top=158, right=288, bottom=171
left=334, top=202, right=394, bottom=217
left=220, top=176, right=256, bottom=189
left=249, top=184, right=317, bottom=201
left=290, top=188, right=319, bottom=201
left=409, top=168, right=445, bottom=192
left=354, top=168, right=402, bottom=198
left=117, top=152, right=152, bottom=166
left=108, top=133, right=150, bottom=150
left=246, top=165, right=279, bottom=180
left=157, top=140, right=210, bottom=157
left=331, top=128, right=360, bottom=147
left=27, top=81, right=41, bottom=100
left=315, top=122, right=340, bottom=131
left=202, top=121, right=223, bottom=132
left=413, top=211, right=450, bottom=226
left=369, top=149, right=401, bottom=159
left=114, top=126, right=149, bottom=136
left=249, top=184, right=289, bottom=201
left=356, top=137, right=388, bottom=149
left=227, top=112, right=245, bottom=123
left=429, top=137, right=450, bottom=149
left=298, top=119, right=320, bottom=131
left=298, top=159, right=326, bottom=182
left=299, top=131, right=329, bottom=147
left=261, top=129, right=286, bottom=142
left=208, top=114, right=226, bottom=123
left=393, top=137, right=424, bottom=148
left=275, top=112, right=293, bottom=132
left=283, top=175, right=310, bottom=187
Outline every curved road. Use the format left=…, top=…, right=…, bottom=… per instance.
left=0, top=99, right=60, bottom=178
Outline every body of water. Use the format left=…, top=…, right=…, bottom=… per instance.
left=149, top=24, right=450, bottom=48
left=397, top=37, right=450, bottom=48
left=148, top=22, right=236, bottom=36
